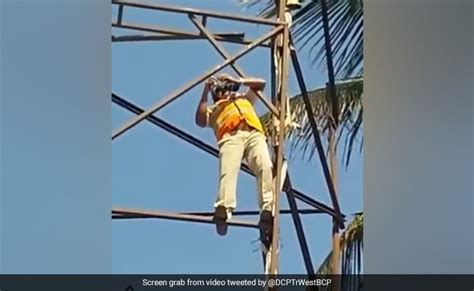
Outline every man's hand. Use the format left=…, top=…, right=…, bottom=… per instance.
left=203, top=78, right=215, bottom=98
left=207, top=76, right=217, bottom=87
left=221, top=74, right=243, bottom=84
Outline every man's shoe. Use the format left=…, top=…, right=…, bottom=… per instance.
left=213, top=206, right=228, bottom=236
left=259, top=210, right=273, bottom=249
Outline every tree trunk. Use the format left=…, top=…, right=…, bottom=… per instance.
left=328, top=126, right=341, bottom=291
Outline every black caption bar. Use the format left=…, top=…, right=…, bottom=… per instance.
left=0, top=275, right=472, bottom=291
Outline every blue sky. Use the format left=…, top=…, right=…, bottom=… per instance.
left=112, top=0, right=362, bottom=274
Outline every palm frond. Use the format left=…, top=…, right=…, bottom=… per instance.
left=260, top=77, right=363, bottom=168
left=242, top=0, right=363, bottom=78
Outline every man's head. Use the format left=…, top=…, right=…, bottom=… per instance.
left=208, top=74, right=241, bottom=102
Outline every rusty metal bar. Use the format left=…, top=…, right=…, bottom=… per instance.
left=112, top=25, right=283, bottom=140
left=112, top=34, right=199, bottom=42
left=188, top=14, right=280, bottom=118
left=113, top=22, right=198, bottom=37
left=112, top=0, right=284, bottom=26
left=113, top=208, right=323, bottom=218
left=269, top=39, right=277, bottom=145
left=112, top=209, right=323, bottom=219
left=111, top=34, right=248, bottom=44
left=113, top=22, right=261, bottom=46
left=289, top=44, right=344, bottom=227
left=112, top=207, right=259, bottom=229
left=269, top=0, right=290, bottom=276
left=114, top=22, right=243, bottom=39
left=111, top=92, right=345, bottom=220
left=269, top=28, right=289, bottom=276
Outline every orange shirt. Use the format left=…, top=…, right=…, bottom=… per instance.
left=207, top=97, right=264, bottom=141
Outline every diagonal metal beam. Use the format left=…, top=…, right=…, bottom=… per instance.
left=188, top=14, right=280, bottom=119
left=111, top=93, right=345, bottom=220
left=112, top=0, right=284, bottom=26
left=319, top=0, right=339, bottom=126
left=113, top=208, right=323, bottom=218
left=289, top=43, right=344, bottom=228
left=283, top=175, right=315, bottom=276
left=112, top=25, right=283, bottom=140
left=112, top=207, right=258, bottom=229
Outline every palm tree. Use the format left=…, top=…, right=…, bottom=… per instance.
left=242, top=0, right=364, bottom=279
left=316, top=213, right=363, bottom=291
left=260, top=77, right=363, bottom=167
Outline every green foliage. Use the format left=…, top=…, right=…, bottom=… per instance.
left=260, top=78, right=363, bottom=168
left=242, top=0, right=363, bottom=78
left=242, top=1, right=364, bottom=280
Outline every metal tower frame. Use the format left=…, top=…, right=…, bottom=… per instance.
left=111, top=0, right=344, bottom=279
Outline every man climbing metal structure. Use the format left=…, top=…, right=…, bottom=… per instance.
left=195, top=74, right=275, bottom=246
left=111, top=0, right=345, bottom=283
left=194, top=0, right=300, bottom=274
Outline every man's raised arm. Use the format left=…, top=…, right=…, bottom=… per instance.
left=195, top=82, right=210, bottom=127
left=242, top=77, right=266, bottom=104
left=241, top=77, right=266, bottom=92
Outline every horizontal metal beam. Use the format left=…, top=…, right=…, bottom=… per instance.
left=112, top=207, right=259, bottom=229
left=113, top=22, right=202, bottom=37
left=112, top=22, right=269, bottom=47
left=112, top=0, right=283, bottom=26
left=112, top=34, right=197, bottom=42
left=182, top=209, right=323, bottom=216
left=112, top=93, right=345, bottom=220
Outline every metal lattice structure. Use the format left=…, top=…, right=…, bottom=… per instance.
left=111, top=0, right=344, bottom=279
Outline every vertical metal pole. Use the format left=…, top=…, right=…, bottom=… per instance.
left=270, top=39, right=277, bottom=145
left=263, top=38, right=278, bottom=272
left=269, top=0, right=289, bottom=277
